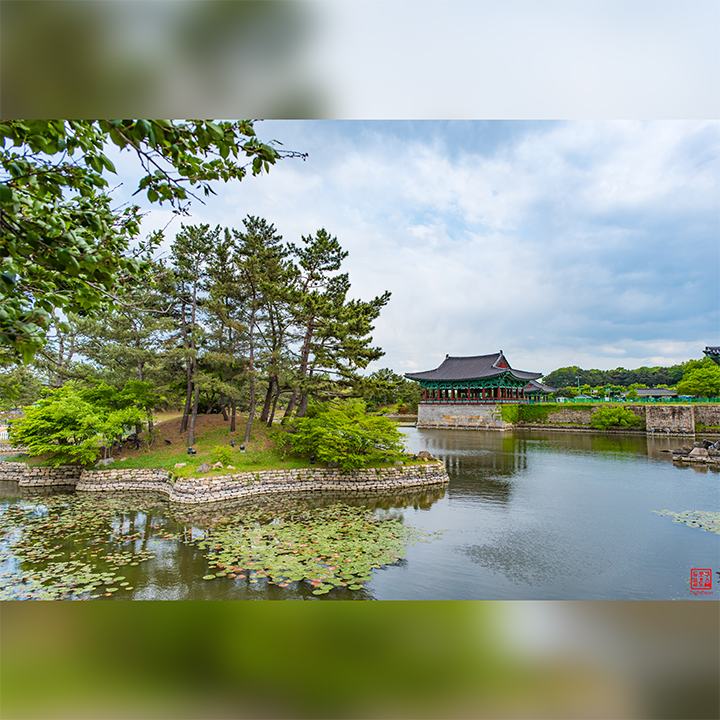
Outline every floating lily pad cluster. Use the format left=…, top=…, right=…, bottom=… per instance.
left=192, top=503, right=435, bottom=595
left=0, top=493, right=439, bottom=599
left=653, top=510, right=720, bottom=534
left=0, top=495, right=162, bottom=600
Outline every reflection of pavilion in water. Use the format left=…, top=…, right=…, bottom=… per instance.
left=419, top=432, right=530, bottom=506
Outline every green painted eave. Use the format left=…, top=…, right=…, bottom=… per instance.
left=417, top=373, right=528, bottom=390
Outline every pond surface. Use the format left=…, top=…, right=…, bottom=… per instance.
left=1, top=428, right=718, bottom=600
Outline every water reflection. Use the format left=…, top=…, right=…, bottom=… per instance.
left=462, top=528, right=611, bottom=588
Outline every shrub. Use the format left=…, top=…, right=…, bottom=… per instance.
left=590, top=405, right=643, bottom=430
left=10, top=382, right=145, bottom=466
left=211, top=445, right=235, bottom=465
left=517, top=404, right=557, bottom=423
left=288, top=400, right=406, bottom=470
left=500, top=404, right=519, bottom=423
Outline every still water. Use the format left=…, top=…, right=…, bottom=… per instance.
left=1, top=428, right=718, bottom=600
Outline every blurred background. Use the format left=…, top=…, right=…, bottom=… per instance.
left=1, top=602, right=718, bottom=719
left=2, top=0, right=718, bottom=118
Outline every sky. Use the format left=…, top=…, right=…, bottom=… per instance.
left=111, top=119, right=720, bottom=379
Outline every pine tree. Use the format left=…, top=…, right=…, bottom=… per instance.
left=170, top=224, right=217, bottom=446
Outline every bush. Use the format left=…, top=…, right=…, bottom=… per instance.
left=517, top=404, right=557, bottom=423
left=590, top=405, right=643, bottom=430
left=10, top=382, right=146, bottom=466
left=211, top=445, right=235, bottom=465
left=288, top=401, right=406, bottom=470
left=500, top=404, right=519, bottom=423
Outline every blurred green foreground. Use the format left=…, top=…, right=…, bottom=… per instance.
left=1, top=602, right=717, bottom=719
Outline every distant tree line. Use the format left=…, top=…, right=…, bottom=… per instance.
left=543, top=363, right=685, bottom=389
left=543, top=358, right=720, bottom=399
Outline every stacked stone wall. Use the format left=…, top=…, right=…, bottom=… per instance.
left=695, top=406, right=720, bottom=427
left=0, top=443, right=27, bottom=454
left=419, top=403, right=719, bottom=435
left=77, top=463, right=449, bottom=504
left=19, top=465, right=84, bottom=487
left=0, top=462, right=29, bottom=482
left=417, top=404, right=511, bottom=430
left=645, top=406, right=695, bottom=434
left=542, top=407, right=595, bottom=424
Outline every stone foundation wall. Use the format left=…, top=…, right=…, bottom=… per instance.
left=417, top=403, right=720, bottom=435
left=695, top=406, right=720, bottom=427
left=542, top=406, right=595, bottom=424
left=417, top=404, right=511, bottom=430
left=77, top=463, right=450, bottom=504
left=646, top=406, right=695, bottom=433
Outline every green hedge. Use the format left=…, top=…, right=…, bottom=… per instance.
left=499, top=404, right=519, bottom=423
left=517, top=404, right=562, bottom=423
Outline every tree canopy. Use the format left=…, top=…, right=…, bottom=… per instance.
left=288, top=401, right=406, bottom=470
left=0, top=119, right=305, bottom=363
left=9, top=381, right=152, bottom=465
left=676, top=364, right=720, bottom=398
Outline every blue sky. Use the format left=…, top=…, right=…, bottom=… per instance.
left=113, top=119, right=719, bottom=378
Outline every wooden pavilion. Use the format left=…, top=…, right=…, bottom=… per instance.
left=704, top=346, right=720, bottom=366
left=405, top=352, right=542, bottom=405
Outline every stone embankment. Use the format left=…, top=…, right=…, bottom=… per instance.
left=0, top=462, right=450, bottom=504
left=0, top=463, right=83, bottom=485
left=417, top=404, right=511, bottom=430
left=515, top=404, right=720, bottom=436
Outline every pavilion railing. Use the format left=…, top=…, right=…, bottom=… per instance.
left=420, top=398, right=530, bottom=405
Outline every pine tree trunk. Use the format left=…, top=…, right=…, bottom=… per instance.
left=282, top=388, right=298, bottom=422
left=268, top=385, right=280, bottom=427
left=297, top=391, right=309, bottom=418
left=259, top=372, right=275, bottom=422
left=285, top=318, right=314, bottom=421
left=230, top=398, right=236, bottom=432
left=180, top=300, right=192, bottom=433
left=187, top=383, right=200, bottom=446
left=244, top=307, right=256, bottom=444
left=181, top=357, right=192, bottom=433
left=187, top=356, right=200, bottom=446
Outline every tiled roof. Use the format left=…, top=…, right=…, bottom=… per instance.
left=405, top=352, right=542, bottom=383
left=633, top=388, right=677, bottom=397
left=523, top=379, right=557, bottom=394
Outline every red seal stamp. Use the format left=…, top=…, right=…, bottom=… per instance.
left=690, top=569, right=712, bottom=591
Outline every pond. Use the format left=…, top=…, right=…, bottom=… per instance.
left=1, top=428, right=718, bottom=600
